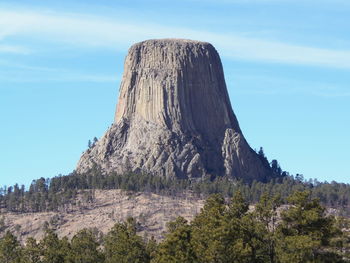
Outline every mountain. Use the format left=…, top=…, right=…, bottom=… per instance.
left=76, top=39, right=271, bottom=182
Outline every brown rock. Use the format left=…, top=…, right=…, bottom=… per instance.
left=76, top=39, right=271, bottom=181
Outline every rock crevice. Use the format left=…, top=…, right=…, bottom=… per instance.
left=76, top=39, right=271, bottom=181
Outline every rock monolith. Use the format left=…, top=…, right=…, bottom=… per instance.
left=76, top=39, right=271, bottom=182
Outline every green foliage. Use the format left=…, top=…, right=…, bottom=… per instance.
left=191, top=194, right=230, bottom=263
left=67, top=229, right=104, bottom=263
left=152, top=217, right=196, bottom=263
left=40, top=229, right=70, bottom=263
left=146, top=236, right=158, bottom=262
left=104, top=217, right=150, bottom=263
left=0, top=190, right=348, bottom=262
left=333, top=217, right=350, bottom=261
left=156, top=191, right=345, bottom=263
left=1, top=161, right=350, bottom=217
left=276, top=191, right=341, bottom=262
left=0, top=216, right=6, bottom=233
left=22, top=237, right=41, bottom=263
left=0, top=231, right=22, bottom=263
left=222, top=192, right=280, bottom=263
left=190, top=192, right=274, bottom=262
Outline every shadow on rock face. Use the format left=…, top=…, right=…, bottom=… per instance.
left=76, top=38, right=272, bottom=182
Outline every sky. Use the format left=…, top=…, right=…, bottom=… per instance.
left=0, top=0, right=349, bottom=188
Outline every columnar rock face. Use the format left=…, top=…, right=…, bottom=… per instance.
left=76, top=39, right=271, bottom=182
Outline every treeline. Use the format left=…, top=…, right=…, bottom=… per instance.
left=1, top=191, right=350, bottom=263
left=1, top=166, right=350, bottom=215
left=0, top=177, right=78, bottom=213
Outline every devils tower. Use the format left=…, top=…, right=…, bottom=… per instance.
left=76, top=39, right=271, bottom=182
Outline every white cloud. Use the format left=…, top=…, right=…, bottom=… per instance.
left=0, top=71, right=119, bottom=83
left=230, top=73, right=350, bottom=98
left=0, top=59, right=119, bottom=83
left=0, top=44, right=30, bottom=54
left=1, top=9, right=350, bottom=69
left=214, top=35, right=350, bottom=69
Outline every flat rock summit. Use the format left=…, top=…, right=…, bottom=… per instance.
left=76, top=39, right=271, bottom=181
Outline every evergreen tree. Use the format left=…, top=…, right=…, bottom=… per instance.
left=93, top=137, right=98, bottom=146
left=67, top=229, right=104, bottom=263
left=0, top=231, right=22, bottom=263
left=40, top=229, right=70, bottom=263
left=276, top=191, right=341, bottom=263
left=249, top=193, right=281, bottom=263
left=224, top=191, right=252, bottom=263
left=152, top=217, right=197, bottom=263
left=0, top=190, right=348, bottom=262
left=104, top=217, right=149, bottom=263
left=191, top=194, right=230, bottom=263
left=146, top=236, right=158, bottom=262
left=22, top=237, right=41, bottom=263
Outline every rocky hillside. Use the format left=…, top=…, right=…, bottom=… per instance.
left=1, top=187, right=345, bottom=245
left=2, top=189, right=204, bottom=243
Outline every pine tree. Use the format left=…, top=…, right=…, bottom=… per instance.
left=0, top=231, right=22, bottom=263
left=67, top=229, right=104, bottom=263
left=249, top=193, right=281, bottom=263
left=22, top=237, right=41, bottom=263
left=104, top=217, right=150, bottom=263
left=276, top=191, right=341, bottom=263
left=191, top=194, right=229, bottom=263
left=225, top=191, right=253, bottom=262
left=146, top=236, right=158, bottom=262
left=152, top=217, right=197, bottom=263
left=40, top=229, right=70, bottom=263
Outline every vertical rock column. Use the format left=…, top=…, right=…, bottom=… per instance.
left=76, top=39, right=271, bottom=182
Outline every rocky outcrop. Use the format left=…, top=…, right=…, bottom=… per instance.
left=76, top=39, right=271, bottom=181
left=4, top=190, right=205, bottom=242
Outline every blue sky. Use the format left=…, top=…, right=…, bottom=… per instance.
left=0, top=0, right=349, bottom=187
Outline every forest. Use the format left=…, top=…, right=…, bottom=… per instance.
left=1, top=151, right=350, bottom=262
left=1, top=164, right=350, bottom=216
left=1, top=190, right=349, bottom=263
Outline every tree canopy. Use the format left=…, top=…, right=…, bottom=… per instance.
left=0, top=190, right=348, bottom=262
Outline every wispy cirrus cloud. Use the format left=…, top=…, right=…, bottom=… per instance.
left=0, top=44, right=30, bottom=54
left=0, top=59, right=119, bottom=83
left=1, top=8, right=350, bottom=69
left=229, top=73, right=350, bottom=98
left=0, top=71, right=119, bottom=83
